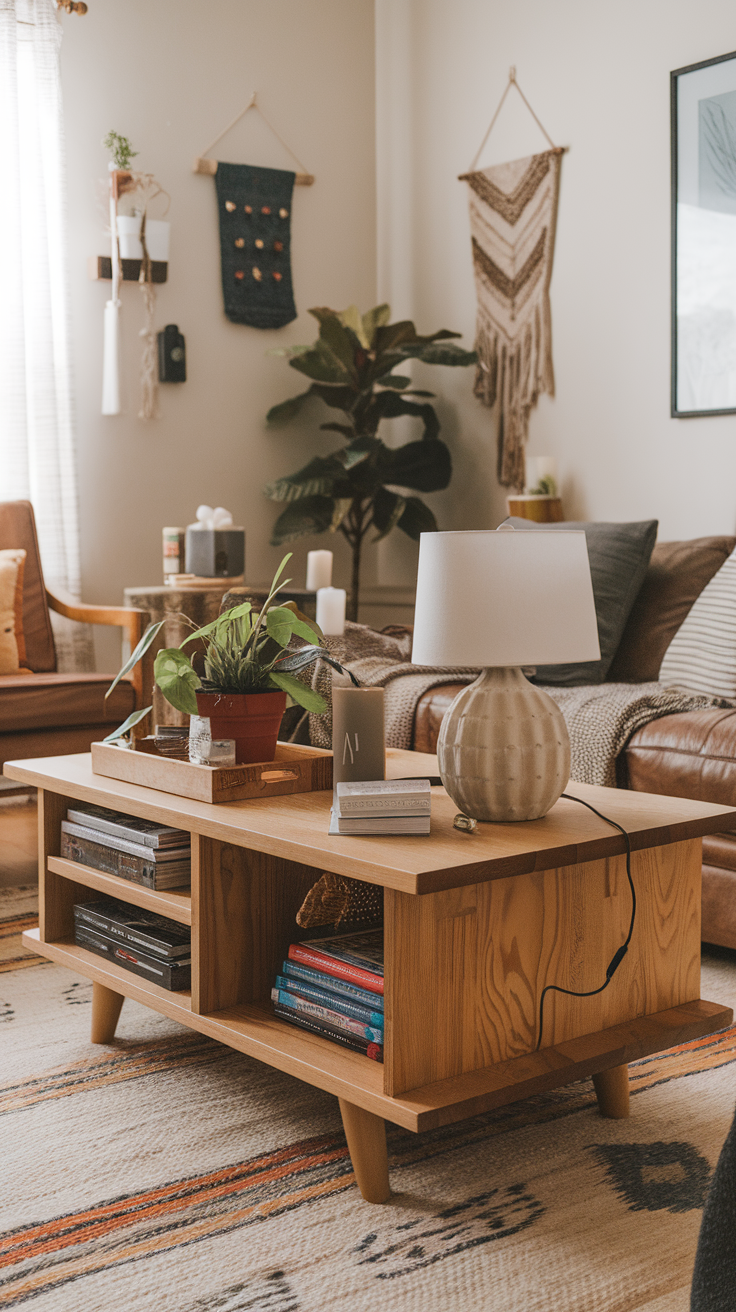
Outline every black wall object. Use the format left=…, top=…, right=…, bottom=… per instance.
left=214, top=161, right=297, bottom=328
left=158, top=325, right=186, bottom=382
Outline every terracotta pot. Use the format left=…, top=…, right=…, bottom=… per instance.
left=195, top=689, right=287, bottom=764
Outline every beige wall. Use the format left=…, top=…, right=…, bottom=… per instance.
left=60, top=0, right=376, bottom=668
left=375, top=0, right=736, bottom=561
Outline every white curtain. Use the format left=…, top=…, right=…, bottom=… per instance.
left=0, top=0, right=90, bottom=669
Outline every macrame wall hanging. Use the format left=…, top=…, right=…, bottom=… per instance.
left=459, top=69, right=564, bottom=492
left=194, top=93, right=314, bottom=329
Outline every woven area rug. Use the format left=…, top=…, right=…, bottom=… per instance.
left=2, top=886, right=736, bottom=1312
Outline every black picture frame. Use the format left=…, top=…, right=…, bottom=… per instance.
left=671, top=49, right=736, bottom=417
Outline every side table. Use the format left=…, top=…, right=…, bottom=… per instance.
left=124, top=583, right=317, bottom=727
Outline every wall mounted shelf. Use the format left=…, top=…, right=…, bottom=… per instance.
left=89, top=256, right=168, bottom=284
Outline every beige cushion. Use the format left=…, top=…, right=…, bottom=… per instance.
left=0, top=672, right=136, bottom=732
left=0, top=550, right=26, bottom=674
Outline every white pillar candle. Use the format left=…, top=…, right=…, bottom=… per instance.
left=306, top=550, right=333, bottom=591
left=316, top=586, right=346, bottom=635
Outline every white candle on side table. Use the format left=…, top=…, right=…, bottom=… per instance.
left=306, top=550, right=333, bottom=591
left=316, top=586, right=346, bottom=635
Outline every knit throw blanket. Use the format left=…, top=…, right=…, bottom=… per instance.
left=307, top=625, right=725, bottom=789
left=459, top=149, right=562, bottom=491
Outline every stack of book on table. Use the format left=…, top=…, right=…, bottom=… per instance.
left=271, top=929, right=384, bottom=1061
left=329, top=779, right=431, bottom=836
left=73, top=896, right=191, bottom=990
left=60, top=803, right=191, bottom=890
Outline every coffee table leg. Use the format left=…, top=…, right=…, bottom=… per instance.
left=338, top=1098, right=391, bottom=1203
left=90, top=982, right=124, bottom=1043
left=593, top=1063, right=630, bottom=1118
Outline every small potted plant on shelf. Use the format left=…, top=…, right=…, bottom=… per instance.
left=106, top=553, right=356, bottom=764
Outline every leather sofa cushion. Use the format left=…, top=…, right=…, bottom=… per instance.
left=0, top=501, right=56, bottom=672
left=625, top=707, right=736, bottom=812
left=414, top=682, right=466, bottom=754
left=608, top=536, right=736, bottom=683
left=0, top=673, right=136, bottom=732
left=702, top=865, right=736, bottom=948
left=505, top=518, right=658, bottom=685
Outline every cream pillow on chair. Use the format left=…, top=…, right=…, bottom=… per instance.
left=659, top=546, right=736, bottom=699
left=0, top=548, right=27, bottom=675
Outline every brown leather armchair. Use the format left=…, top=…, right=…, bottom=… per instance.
left=0, top=500, right=151, bottom=769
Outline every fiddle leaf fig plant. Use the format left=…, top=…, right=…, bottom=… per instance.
left=264, top=304, right=476, bottom=621
left=104, top=553, right=358, bottom=740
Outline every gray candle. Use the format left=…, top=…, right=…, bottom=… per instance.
left=331, top=686, right=385, bottom=785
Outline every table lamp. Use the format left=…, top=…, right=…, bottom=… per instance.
left=411, top=528, right=600, bottom=822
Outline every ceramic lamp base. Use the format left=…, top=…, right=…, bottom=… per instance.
left=437, top=667, right=570, bottom=822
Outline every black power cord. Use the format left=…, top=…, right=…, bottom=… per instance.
left=535, top=792, right=637, bottom=1052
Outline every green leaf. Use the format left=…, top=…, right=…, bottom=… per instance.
left=372, top=487, right=406, bottom=542
left=369, top=390, right=441, bottom=441
left=340, top=439, right=379, bottom=469
left=378, top=375, right=412, bottom=390
left=154, top=648, right=201, bottom=716
left=309, top=383, right=358, bottom=411
left=362, top=303, right=391, bottom=347
left=330, top=497, right=353, bottom=530
left=318, top=314, right=360, bottom=377
left=319, top=422, right=355, bottom=438
left=337, top=303, right=370, bottom=349
left=266, top=391, right=313, bottom=427
left=264, top=454, right=345, bottom=502
left=101, top=705, right=153, bottom=742
left=398, top=341, right=477, bottom=367
left=381, top=437, right=452, bottom=492
left=270, top=496, right=337, bottom=544
left=106, top=619, right=165, bottom=699
left=289, top=339, right=352, bottom=384
left=180, top=602, right=252, bottom=648
left=280, top=600, right=323, bottom=638
left=265, top=605, right=295, bottom=648
left=268, top=671, right=327, bottom=713
left=397, top=496, right=438, bottom=540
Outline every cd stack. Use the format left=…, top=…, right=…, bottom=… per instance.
left=271, top=930, right=384, bottom=1061
left=73, top=897, right=191, bottom=991
left=60, top=803, right=191, bottom=890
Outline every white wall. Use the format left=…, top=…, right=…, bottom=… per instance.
left=376, top=0, right=736, bottom=550
left=60, top=0, right=376, bottom=667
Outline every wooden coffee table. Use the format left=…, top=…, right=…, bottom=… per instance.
left=6, top=748, right=735, bottom=1204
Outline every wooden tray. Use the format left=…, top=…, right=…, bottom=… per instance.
left=91, top=741, right=332, bottom=804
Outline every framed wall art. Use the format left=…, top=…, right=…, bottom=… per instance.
left=671, top=49, right=736, bottom=417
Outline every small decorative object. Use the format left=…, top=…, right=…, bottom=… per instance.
left=205, top=739, right=237, bottom=766
left=411, top=527, right=599, bottom=822
left=185, top=505, right=245, bottom=578
left=458, top=68, right=564, bottom=491
left=508, top=454, right=563, bottom=523
left=525, top=455, right=557, bottom=495
left=106, top=552, right=359, bottom=762
left=188, top=714, right=212, bottom=763
left=296, top=871, right=383, bottom=929
left=331, top=685, right=385, bottom=786
left=453, top=814, right=477, bottom=833
left=162, top=526, right=186, bottom=581
left=672, top=50, right=736, bottom=416
left=152, top=725, right=190, bottom=759
left=265, top=304, right=475, bottom=620
left=316, top=586, right=345, bottom=636
left=212, top=161, right=296, bottom=326
left=157, top=324, right=186, bottom=383
left=306, top=549, right=333, bottom=591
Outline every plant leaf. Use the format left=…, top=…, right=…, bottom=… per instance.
left=180, top=601, right=252, bottom=648
left=264, top=454, right=345, bottom=502
left=102, top=705, right=153, bottom=742
left=381, top=437, right=452, bottom=492
left=368, top=390, right=441, bottom=441
left=397, top=341, right=477, bottom=367
left=268, top=671, right=327, bottom=712
left=371, top=486, right=406, bottom=541
left=266, top=391, right=313, bottom=427
left=397, top=496, right=438, bottom=539
left=265, top=605, right=295, bottom=648
left=289, top=339, right=352, bottom=384
left=270, top=496, right=337, bottom=544
left=308, top=383, right=358, bottom=411
left=318, top=314, right=360, bottom=377
left=274, top=646, right=360, bottom=685
left=319, top=422, right=355, bottom=438
left=154, top=648, right=200, bottom=716
left=378, top=375, right=412, bottom=390
left=362, top=303, right=391, bottom=347
left=338, top=304, right=370, bottom=349
left=106, top=619, right=165, bottom=699
left=330, top=497, right=353, bottom=531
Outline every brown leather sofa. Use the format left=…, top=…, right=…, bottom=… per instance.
left=0, top=501, right=151, bottom=770
left=412, top=535, right=736, bottom=951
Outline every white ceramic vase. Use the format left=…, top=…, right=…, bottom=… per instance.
left=437, top=666, right=571, bottom=822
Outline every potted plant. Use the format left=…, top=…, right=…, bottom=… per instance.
left=106, top=554, right=356, bottom=763
left=264, top=303, right=476, bottom=620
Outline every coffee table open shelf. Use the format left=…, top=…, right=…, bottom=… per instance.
left=7, top=747, right=736, bottom=1203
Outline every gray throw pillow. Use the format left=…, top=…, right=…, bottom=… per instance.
left=504, top=518, right=659, bottom=685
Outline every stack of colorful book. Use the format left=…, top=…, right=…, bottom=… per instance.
left=329, top=778, right=431, bottom=836
left=60, top=803, right=190, bottom=890
left=271, top=929, right=384, bottom=1061
left=73, top=896, right=191, bottom=990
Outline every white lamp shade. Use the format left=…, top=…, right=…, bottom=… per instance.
left=411, top=529, right=600, bottom=668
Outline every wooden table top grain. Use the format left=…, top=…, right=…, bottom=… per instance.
left=6, top=748, right=736, bottom=895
